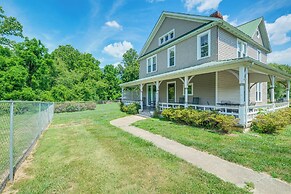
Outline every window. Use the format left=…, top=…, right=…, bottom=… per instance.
left=237, top=39, right=247, bottom=58
left=197, top=30, right=211, bottom=59
left=147, top=55, right=157, bottom=73
left=159, top=29, right=175, bottom=45
left=183, top=83, right=193, bottom=95
left=256, top=82, right=262, bottom=102
left=257, top=50, right=261, bottom=62
left=167, top=46, right=175, bottom=67
left=256, top=29, right=260, bottom=38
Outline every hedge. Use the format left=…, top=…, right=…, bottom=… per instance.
left=120, top=102, right=140, bottom=114
left=54, top=102, right=96, bottom=113
left=251, top=108, right=291, bottom=134
left=161, top=108, right=237, bottom=133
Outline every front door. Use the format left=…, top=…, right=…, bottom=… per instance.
left=167, top=82, right=176, bottom=103
left=147, top=84, right=156, bottom=106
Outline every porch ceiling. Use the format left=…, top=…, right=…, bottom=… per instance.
left=120, top=57, right=291, bottom=87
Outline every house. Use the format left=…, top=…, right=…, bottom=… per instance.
left=120, top=11, right=291, bottom=127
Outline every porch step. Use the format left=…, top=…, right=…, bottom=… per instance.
left=138, top=110, right=153, bottom=117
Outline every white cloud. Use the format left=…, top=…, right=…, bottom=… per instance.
left=266, top=14, right=291, bottom=45
left=105, top=20, right=122, bottom=29
left=146, top=0, right=165, bottom=3
left=183, top=0, right=222, bottom=12
left=223, top=15, right=239, bottom=26
left=268, top=47, right=291, bottom=65
left=103, top=41, right=133, bottom=59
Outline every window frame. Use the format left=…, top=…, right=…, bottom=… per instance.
left=167, top=46, right=176, bottom=68
left=183, top=83, right=193, bottom=96
left=146, top=54, right=157, bottom=74
left=197, top=30, right=211, bottom=60
left=159, top=29, right=175, bottom=46
left=237, top=39, right=247, bottom=58
left=255, top=82, right=262, bottom=102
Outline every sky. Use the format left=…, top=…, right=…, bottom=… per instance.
left=1, top=0, right=291, bottom=67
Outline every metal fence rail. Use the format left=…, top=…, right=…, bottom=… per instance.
left=0, top=101, right=54, bottom=192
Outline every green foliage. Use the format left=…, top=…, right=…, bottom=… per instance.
left=120, top=102, right=140, bottom=114
left=54, top=102, right=96, bottom=113
left=251, top=108, right=291, bottom=134
left=161, top=108, right=237, bottom=133
left=120, top=48, right=139, bottom=83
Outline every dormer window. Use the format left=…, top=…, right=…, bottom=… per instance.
left=237, top=39, right=247, bottom=58
left=159, top=29, right=175, bottom=46
left=256, top=29, right=260, bottom=38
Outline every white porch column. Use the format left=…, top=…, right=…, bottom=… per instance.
left=287, top=80, right=290, bottom=106
left=239, top=66, right=248, bottom=126
left=270, top=76, right=275, bottom=103
left=156, top=81, right=159, bottom=109
left=184, top=76, right=188, bottom=108
left=140, top=84, right=143, bottom=111
left=121, top=87, right=124, bottom=102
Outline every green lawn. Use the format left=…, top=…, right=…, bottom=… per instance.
left=5, top=103, right=248, bottom=193
left=134, top=118, right=291, bottom=183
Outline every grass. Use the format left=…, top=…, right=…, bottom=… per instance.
left=133, top=118, right=291, bottom=183
left=5, top=103, right=248, bottom=193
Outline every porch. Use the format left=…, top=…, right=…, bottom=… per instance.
left=121, top=58, right=291, bottom=127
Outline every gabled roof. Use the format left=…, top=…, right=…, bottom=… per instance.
left=139, top=12, right=272, bottom=59
left=237, top=17, right=271, bottom=51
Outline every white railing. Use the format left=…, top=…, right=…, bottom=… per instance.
left=159, top=102, right=239, bottom=117
left=247, top=102, right=289, bottom=122
left=122, top=99, right=140, bottom=105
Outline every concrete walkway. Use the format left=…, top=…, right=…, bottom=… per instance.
left=110, top=115, right=291, bottom=194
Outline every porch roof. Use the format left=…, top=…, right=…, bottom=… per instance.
left=120, top=57, right=291, bottom=87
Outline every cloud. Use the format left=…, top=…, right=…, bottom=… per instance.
left=268, top=47, right=291, bottom=65
left=183, top=0, right=222, bottom=12
left=107, top=0, right=124, bottom=19
left=223, top=15, right=239, bottom=26
left=266, top=14, right=291, bottom=45
left=103, top=41, right=133, bottom=59
left=105, top=20, right=122, bottom=29
left=146, top=0, right=165, bottom=3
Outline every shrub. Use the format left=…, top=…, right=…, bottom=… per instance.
left=251, top=108, right=291, bottom=134
left=161, top=108, right=237, bottom=133
left=54, top=102, right=96, bottom=113
left=120, top=102, right=140, bottom=115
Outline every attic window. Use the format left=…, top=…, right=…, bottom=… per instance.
left=159, top=29, right=175, bottom=46
left=256, top=29, right=260, bottom=38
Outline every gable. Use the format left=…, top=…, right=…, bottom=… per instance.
left=144, top=17, right=206, bottom=55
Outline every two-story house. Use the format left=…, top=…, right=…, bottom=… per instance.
left=120, top=11, right=291, bottom=127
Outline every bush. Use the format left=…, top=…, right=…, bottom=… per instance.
left=54, top=102, right=96, bottom=113
left=161, top=108, right=237, bottom=133
left=120, top=102, right=140, bottom=114
left=251, top=108, right=291, bottom=134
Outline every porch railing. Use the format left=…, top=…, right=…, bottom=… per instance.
left=159, top=102, right=239, bottom=117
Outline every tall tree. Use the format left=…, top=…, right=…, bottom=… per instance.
left=121, top=48, right=139, bottom=83
left=103, top=64, right=121, bottom=100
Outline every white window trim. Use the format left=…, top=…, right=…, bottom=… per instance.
left=256, top=82, right=262, bottom=102
left=167, top=81, right=176, bottom=103
left=146, top=54, right=157, bottom=74
left=237, top=39, right=247, bottom=58
left=257, top=50, right=261, bottom=62
left=159, top=29, right=175, bottom=46
left=197, top=30, right=211, bottom=60
left=167, top=46, right=176, bottom=68
left=183, top=83, right=193, bottom=96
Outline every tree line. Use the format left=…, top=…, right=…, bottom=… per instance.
left=0, top=6, right=139, bottom=102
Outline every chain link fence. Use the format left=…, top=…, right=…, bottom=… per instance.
left=0, top=101, right=54, bottom=192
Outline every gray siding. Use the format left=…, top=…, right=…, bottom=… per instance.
left=217, top=71, right=240, bottom=104
left=192, top=73, right=215, bottom=105
left=249, top=82, right=268, bottom=105
left=252, top=29, right=263, bottom=45
left=145, top=17, right=205, bottom=54
left=140, top=27, right=218, bottom=79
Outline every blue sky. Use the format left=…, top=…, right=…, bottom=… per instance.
left=2, top=0, right=291, bottom=67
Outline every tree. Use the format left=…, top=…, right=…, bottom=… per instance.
left=0, top=6, right=23, bottom=47
left=103, top=64, right=121, bottom=100
left=121, top=48, right=139, bottom=83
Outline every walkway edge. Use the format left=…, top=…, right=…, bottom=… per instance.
left=110, top=115, right=291, bottom=194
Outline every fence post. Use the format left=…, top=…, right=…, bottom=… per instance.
left=38, top=103, right=42, bottom=133
left=9, top=101, right=14, bottom=181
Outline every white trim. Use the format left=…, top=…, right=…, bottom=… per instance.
left=159, top=29, right=175, bottom=46
left=197, top=30, right=211, bottom=60
left=255, top=82, right=262, bottom=102
left=167, top=81, right=176, bottom=103
left=146, top=54, right=157, bottom=74
left=215, top=71, right=218, bottom=105
left=257, top=49, right=261, bottom=62
left=146, top=83, right=156, bottom=106
left=183, top=83, right=193, bottom=95
left=237, top=39, right=247, bottom=58
left=167, top=45, right=176, bottom=67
